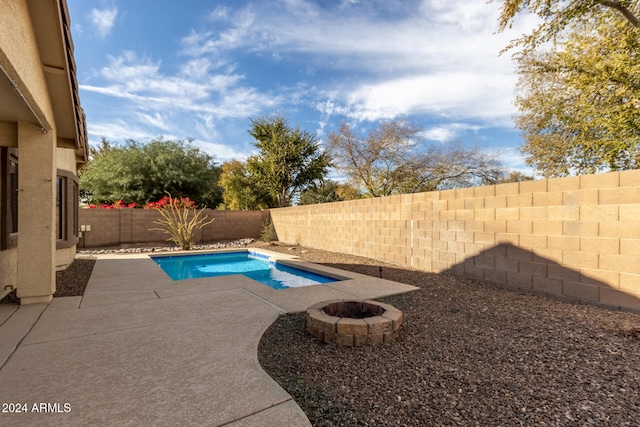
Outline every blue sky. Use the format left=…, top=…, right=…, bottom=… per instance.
left=66, top=0, right=538, bottom=175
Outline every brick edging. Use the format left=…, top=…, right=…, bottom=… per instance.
left=306, top=299, right=403, bottom=346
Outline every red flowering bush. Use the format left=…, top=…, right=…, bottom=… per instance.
left=144, top=195, right=194, bottom=210
left=87, top=200, right=137, bottom=209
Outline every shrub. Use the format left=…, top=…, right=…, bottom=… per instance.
left=259, top=218, right=277, bottom=242
left=87, top=200, right=137, bottom=209
left=149, top=195, right=214, bottom=250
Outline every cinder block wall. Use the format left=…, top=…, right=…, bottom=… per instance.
left=78, top=209, right=268, bottom=248
left=270, top=170, right=640, bottom=311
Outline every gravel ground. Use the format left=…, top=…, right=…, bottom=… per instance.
left=76, top=238, right=256, bottom=255
left=55, top=257, right=96, bottom=298
left=258, top=244, right=640, bottom=427
left=0, top=257, right=96, bottom=304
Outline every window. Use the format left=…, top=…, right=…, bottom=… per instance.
left=1, top=147, right=18, bottom=250
left=9, top=157, right=17, bottom=233
left=72, top=181, right=78, bottom=238
left=56, top=176, right=66, bottom=240
left=56, top=170, right=79, bottom=248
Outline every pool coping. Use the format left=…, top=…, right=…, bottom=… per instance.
left=150, top=247, right=361, bottom=282
left=81, top=247, right=420, bottom=314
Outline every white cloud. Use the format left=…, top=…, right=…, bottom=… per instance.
left=180, top=57, right=213, bottom=80
left=315, top=99, right=350, bottom=117
left=84, top=51, right=277, bottom=118
left=209, top=5, right=231, bottom=21
left=90, top=7, right=118, bottom=39
left=224, top=0, right=514, bottom=67
left=87, top=120, right=155, bottom=144
left=178, top=0, right=531, bottom=125
left=100, top=52, right=160, bottom=86
left=181, top=7, right=259, bottom=56
left=422, top=123, right=482, bottom=143
left=80, top=47, right=281, bottom=159
left=193, top=140, right=252, bottom=163
left=344, top=71, right=516, bottom=122
left=422, top=0, right=499, bottom=30
left=136, top=112, right=171, bottom=131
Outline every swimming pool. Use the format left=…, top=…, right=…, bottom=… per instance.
left=151, top=251, right=339, bottom=290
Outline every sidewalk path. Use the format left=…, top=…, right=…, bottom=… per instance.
left=0, top=251, right=417, bottom=426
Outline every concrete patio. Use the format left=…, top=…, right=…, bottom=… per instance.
left=0, top=249, right=417, bottom=426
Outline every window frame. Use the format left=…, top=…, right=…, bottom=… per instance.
left=56, top=169, right=79, bottom=249
left=1, top=147, right=18, bottom=250
left=56, top=175, right=66, bottom=241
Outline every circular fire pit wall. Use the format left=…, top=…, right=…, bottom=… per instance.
left=306, top=300, right=403, bottom=346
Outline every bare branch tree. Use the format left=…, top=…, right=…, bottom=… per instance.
left=327, top=120, right=506, bottom=197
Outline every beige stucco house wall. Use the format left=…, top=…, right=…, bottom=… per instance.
left=0, top=0, right=87, bottom=304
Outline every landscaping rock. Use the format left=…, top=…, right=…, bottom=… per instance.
left=258, top=245, right=640, bottom=427
left=77, top=238, right=256, bottom=255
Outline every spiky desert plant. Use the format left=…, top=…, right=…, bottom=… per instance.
left=259, top=218, right=277, bottom=242
left=148, top=194, right=214, bottom=250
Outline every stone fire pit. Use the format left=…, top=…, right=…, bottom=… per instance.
left=306, top=300, right=403, bottom=346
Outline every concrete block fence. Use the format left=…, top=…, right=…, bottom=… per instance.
left=78, top=208, right=268, bottom=249
left=269, top=170, right=640, bottom=312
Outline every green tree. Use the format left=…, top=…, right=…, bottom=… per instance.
left=246, top=114, right=331, bottom=207
left=327, top=120, right=506, bottom=197
left=334, top=182, right=364, bottom=201
left=498, top=171, right=535, bottom=183
left=80, top=137, right=222, bottom=206
left=298, top=180, right=363, bottom=205
left=218, top=160, right=275, bottom=210
left=495, top=0, right=639, bottom=52
left=514, top=13, right=640, bottom=176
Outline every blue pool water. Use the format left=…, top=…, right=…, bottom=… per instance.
left=151, top=251, right=338, bottom=290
